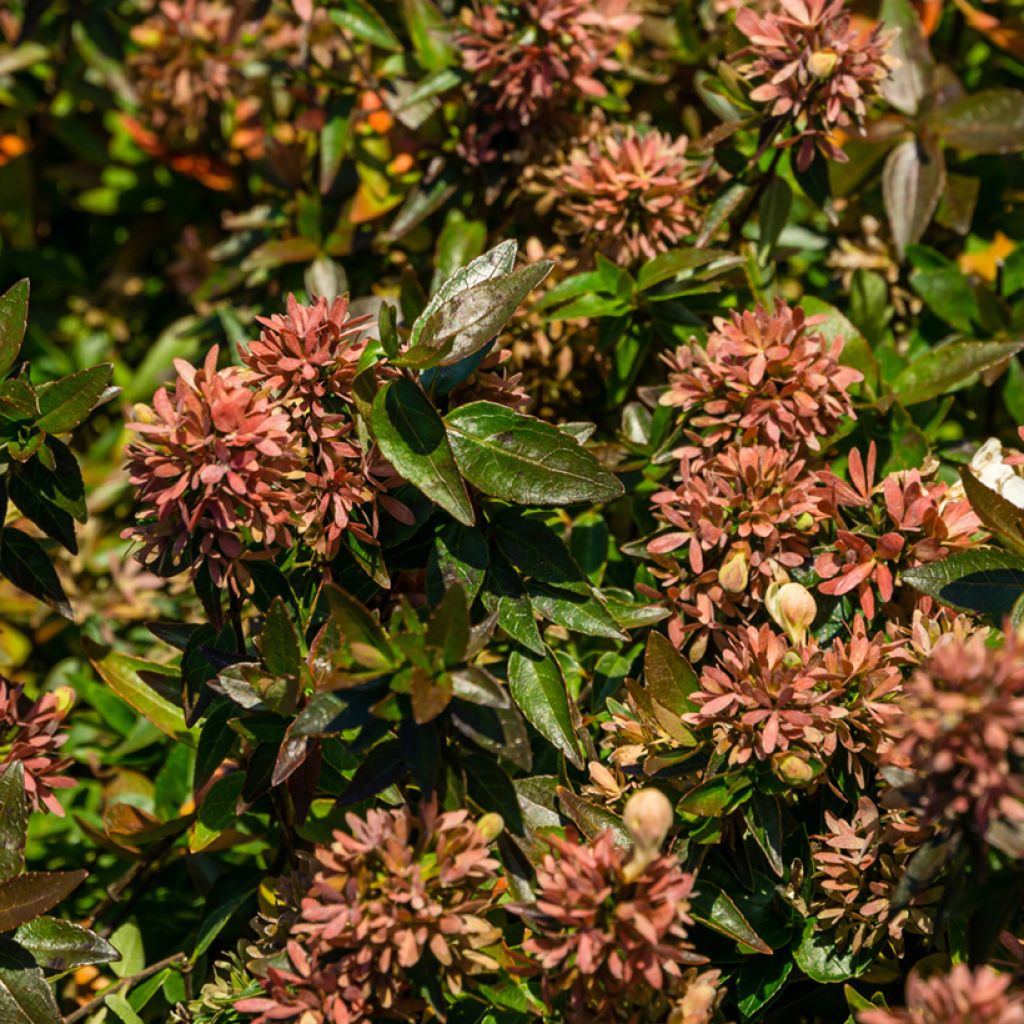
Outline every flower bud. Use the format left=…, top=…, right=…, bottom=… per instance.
left=765, top=582, right=817, bottom=647
left=476, top=813, right=504, bottom=842
left=807, top=49, right=840, bottom=79
left=771, top=750, right=822, bottom=785
left=623, top=788, right=674, bottom=853
left=718, top=544, right=750, bottom=594
left=52, top=686, right=76, bottom=716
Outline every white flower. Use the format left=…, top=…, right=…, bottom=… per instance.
left=968, top=438, right=1024, bottom=509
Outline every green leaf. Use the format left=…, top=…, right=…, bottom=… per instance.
left=323, top=585, right=394, bottom=666
left=108, top=920, right=143, bottom=979
left=0, top=962, right=61, bottom=1024
left=892, top=338, right=1023, bottom=406
left=319, top=111, right=350, bottom=194
left=378, top=302, right=399, bottom=359
left=0, top=871, right=87, bottom=932
left=0, top=528, right=72, bottom=618
left=930, top=89, right=1024, bottom=154
left=0, top=280, right=29, bottom=379
left=508, top=650, right=584, bottom=768
left=445, top=401, right=623, bottom=506
left=794, top=920, right=869, bottom=982
left=14, top=918, right=119, bottom=972
left=643, top=632, right=698, bottom=716
left=902, top=548, right=1024, bottom=616
left=637, top=248, right=735, bottom=292
left=0, top=765, right=26, bottom=884
left=690, top=881, right=773, bottom=954
left=909, top=268, right=979, bottom=332
left=411, top=240, right=518, bottom=348
left=556, top=787, right=632, bottom=847
left=882, top=138, right=945, bottom=257
left=417, top=261, right=553, bottom=365
left=329, top=0, right=401, bottom=49
left=402, top=0, right=457, bottom=70
left=736, top=956, right=794, bottom=1019
left=742, top=793, right=785, bottom=877
left=371, top=379, right=474, bottom=525
left=958, top=467, right=1024, bottom=554
left=879, top=0, right=933, bottom=115
left=34, top=364, right=113, bottom=434
left=493, top=516, right=590, bottom=596
left=758, top=177, right=793, bottom=258
left=526, top=584, right=626, bottom=640
left=426, top=583, right=469, bottom=668
left=426, top=523, right=489, bottom=605
left=7, top=475, right=76, bottom=554
left=90, top=651, right=196, bottom=745
left=261, top=598, right=301, bottom=678
left=190, top=773, right=246, bottom=853
left=193, top=873, right=258, bottom=959
left=105, top=992, right=145, bottom=1024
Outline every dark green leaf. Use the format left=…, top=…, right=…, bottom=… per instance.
left=0, top=962, right=61, bottom=1024
left=794, top=920, right=869, bottom=982
left=931, top=89, right=1024, bottom=154
left=758, top=177, right=792, bottom=258
left=0, top=280, right=29, bottom=379
left=329, top=0, right=401, bottom=49
left=526, top=584, right=627, bottom=640
left=34, top=364, right=113, bottom=434
left=508, top=650, right=584, bottom=768
left=426, top=523, right=489, bottom=605
left=14, top=918, right=119, bottom=972
left=426, top=583, right=469, bottom=668
left=378, top=302, right=398, bottom=359
left=261, top=598, right=301, bottom=678
left=0, top=765, right=26, bottom=884
left=0, top=528, right=72, bottom=618
left=637, top=248, right=735, bottom=292
left=445, top=401, right=623, bottom=505
left=7, top=475, right=76, bottom=554
left=371, top=379, right=474, bottom=526
left=893, top=338, right=1022, bottom=405
left=690, top=881, right=772, bottom=954
left=192, top=871, right=259, bottom=958
left=556, top=787, right=631, bottom=847
left=902, top=548, right=1024, bottom=616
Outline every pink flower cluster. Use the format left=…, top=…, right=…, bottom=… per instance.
left=549, top=127, right=705, bottom=265
left=512, top=829, right=720, bottom=1022
left=125, top=295, right=406, bottom=592
left=238, top=801, right=502, bottom=1023
left=734, top=0, right=897, bottom=169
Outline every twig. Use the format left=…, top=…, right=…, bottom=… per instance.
left=63, top=953, right=188, bottom=1024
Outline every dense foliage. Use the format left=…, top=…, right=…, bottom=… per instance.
left=2, top=0, right=1024, bottom=1021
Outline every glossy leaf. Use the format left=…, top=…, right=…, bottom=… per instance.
left=0, top=528, right=72, bottom=618
left=690, top=881, right=773, bottom=954
left=931, top=89, right=1024, bottom=154
left=883, top=138, right=945, bottom=258
left=34, top=364, right=113, bottom=434
left=508, top=650, right=584, bottom=768
left=261, top=598, right=301, bottom=678
left=0, top=280, right=29, bottom=379
left=0, top=765, right=26, bottom=884
left=0, top=962, right=61, bottom=1024
left=371, top=378, right=474, bottom=526
left=90, top=651, right=196, bottom=745
left=643, top=632, right=699, bottom=716
left=0, top=871, right=87, bottom=933
left=445, top=401, right=623, bottom=506
left=416, top=261, right=553, bottom=366
left=902, top=548, right=1024, bottom=616
left=892, top=338, right=1023, bottom=406
left=14, top=918, right=120, bottom=972
left=959, top=467, right=1024, bottom=553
